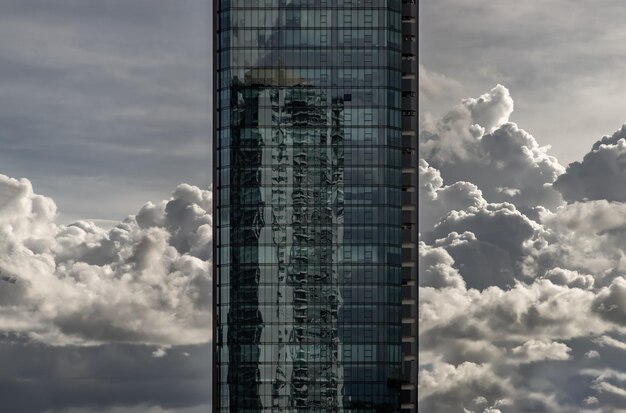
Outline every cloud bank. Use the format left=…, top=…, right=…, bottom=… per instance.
left=0, top=175, right=212, bottom=347
left=420, top=85, right=626, bottom=412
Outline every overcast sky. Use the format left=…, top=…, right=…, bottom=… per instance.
left=0, top=0, right=212, bottom=225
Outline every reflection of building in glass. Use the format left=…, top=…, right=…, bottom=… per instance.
left=226, top=73, right=345, bottom=410
left=213, top=1, right=417, bottom=412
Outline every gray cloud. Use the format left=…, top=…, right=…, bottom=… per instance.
left=419, top=85, right=626, bottom=412
left=554, top=125, right=626, bottom=202
left=420, top=85, right=565, bottom=214
left=536, top=200, right=626, bottom=281
left=0, top=340, right=210, bottom=413
left=418, top=159, right=485, bottom=232
left=418, top=241, right=466, bottom=289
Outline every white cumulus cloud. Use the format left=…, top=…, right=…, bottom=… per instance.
left=0, top=175, right=212, bottom=347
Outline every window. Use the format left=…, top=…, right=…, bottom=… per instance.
left=364, top=11, right=373, bottom=24
left=364, top=71, right=373, bottom=85
left=344, top=248, right=352, bottom=260
left=364, top=131, right=373, bottom=143
left=345, top=328, right=353, bottom=340
left=344, top=72, right=353, bottom=84
left=364, top=269, right=372, bottom=282
left=364, top=369, right=373, bottom=380
left=364, top=110, right=373, bottom=122
left=364, top=247, right=373, bottom=261
left=364, top=328, right=373, bottom=340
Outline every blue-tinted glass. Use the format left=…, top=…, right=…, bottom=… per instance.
left=216, top=2, right=403, bottom=412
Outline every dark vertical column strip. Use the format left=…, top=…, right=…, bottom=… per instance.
left=400, top=1, right=418, bottom=412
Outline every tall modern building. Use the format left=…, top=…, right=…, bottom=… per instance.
left=212, top=1, right=417, bottom=412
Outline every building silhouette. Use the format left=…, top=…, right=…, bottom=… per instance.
left=213, top=1, right=416, bottom=412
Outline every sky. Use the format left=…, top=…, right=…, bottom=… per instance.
left=6, top=0, right=626, bottom=412
left=0, top=1, right=213, bottom=412
left=420, top=1, right=626, bottom=412
left=420, top=0, right=626, bottom=165
left=0, top=0, right=213, bottom=225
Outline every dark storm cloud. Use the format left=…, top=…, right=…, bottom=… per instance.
left=0, top=339, right=211, bottom=413
left=0, top=0, right=212, bottom=223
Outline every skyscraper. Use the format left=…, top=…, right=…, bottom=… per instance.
left=212, top=1, right=416, bottom=412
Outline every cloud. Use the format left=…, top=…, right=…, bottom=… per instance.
left=554, top=125, right=626, bottom=202
left=419, top=159, right=486, bottom=232
left=536, top=200, right=626, bottom=279
left=419, top=0, right=626, bottom=170
left=419, top=64, right=464, bottom=104
left=463, top=85, right=514, bottom=134
left=424, top=202, right=540, bottom=289
left=511, top=339, right=571, bottom=363
left=420, top=85, right=565, bottom=213
left=0, top=174, right=212, bottom=347
left=541, top=267, right=594, bottom=290
left=0, top=340, right=211, bottom=413
left=418, top=277, right=616, bottom=412
left=418, top=65, right=465, bottom=128
left=418, top=241, right=466, bottom=289
left=595, top=335, right=626, bottom=352
left=418, top=85, right=626, bottom=411
left=418, top=362, right=512, bottom=413
left=420, top=85, right=514, bottom=162
left=592, top=278, right=626, bottom=327
left=431, top=231, right=517, bottom=290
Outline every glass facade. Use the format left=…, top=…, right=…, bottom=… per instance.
left=215, top=1, right=404, bottom=412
